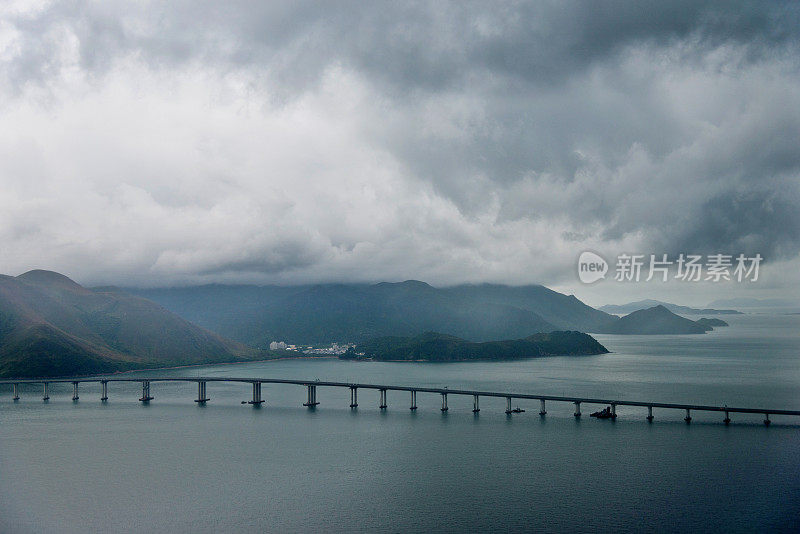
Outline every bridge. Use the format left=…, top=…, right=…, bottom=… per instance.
left=2, top=376, right=799, bottom=426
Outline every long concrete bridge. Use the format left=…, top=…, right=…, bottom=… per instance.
left=2, top=376, right=799, bottom=426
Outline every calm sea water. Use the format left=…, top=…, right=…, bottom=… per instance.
left=1, top=313, right=799, bottom=533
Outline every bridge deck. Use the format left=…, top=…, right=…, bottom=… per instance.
left=2, top=376, right=798, bottom=417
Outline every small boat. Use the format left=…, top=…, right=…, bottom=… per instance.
left=590, top=406, right=615, bottom=419
left=511, top=407, right=525, bottom=413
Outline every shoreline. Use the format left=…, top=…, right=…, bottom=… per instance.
left=1, top=354, right=340, bottom=381
left=1, top=350, right=612, bottom=380
left=115, top=354, right=339, bottom=375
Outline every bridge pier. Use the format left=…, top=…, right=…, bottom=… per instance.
left=410, top=390, right=417, bottom=410
left=573, top=401, right=581, bottom=417
left=684, top=408, right=692, bottom=423
left=379, top=389, right=387, bottom=409
left=349, top=387, right=358, bottom=408
left=303, top=385, right=319, bottom=407
left=43, top=382, right=49, bottom=401
left=764, top=413, right=771, bottom=426
left=247, top=382, right=265, bottom=405
left=539, top=399, right=547, bottom=416
left=441, top=393, right=448, bottom=412
left=505, top=397, right=512, bottom=414
left=12, top=383, right=19, bottom=401
left=647, top=406, right=654, bottom=422
left=472, top=395, right=480, bottom=413
left=72, top=381, right=79, bottom=401
left=194, top=381, right=210, bottom=404
left=723, top=410, right=731, bottom=424
left=611, top=403, right=617, bottom=419
left=101, top=380, right=108, bottom=401
left=139, top=381, right=153, bottom=402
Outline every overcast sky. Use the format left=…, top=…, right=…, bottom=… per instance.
left=1, top=1, right=798, bottom=306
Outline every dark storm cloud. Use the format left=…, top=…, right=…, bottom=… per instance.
left=1, top=0, right=799, bottom=287
left=7, top=1, right=799, bottom=91
left=674, top=191, right=800, bottom=258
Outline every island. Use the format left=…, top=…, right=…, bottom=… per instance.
left=695, top=317, right=729, bottom=328
left=599, top=299, right=742, bottom=315
left=600, top=305, right=710, bottom=334
left=340, top=331, right=609, bottom=362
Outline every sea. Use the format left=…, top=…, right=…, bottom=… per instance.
left=1, top=312, right=799, bottom=533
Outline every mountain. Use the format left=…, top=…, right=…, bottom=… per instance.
left=129, top=281, right=620, bottom=345
left=600, top=305, right=709, bottom=335
left=0, top=270, right=264, bottom=378
left=599, top=299, right=742, bottom=315
left=132, top=282, right=748, bottom=341
left=344, top=331, right=609, bottom=362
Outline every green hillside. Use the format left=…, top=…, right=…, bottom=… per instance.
left=0, top=270, right=268, bottom=378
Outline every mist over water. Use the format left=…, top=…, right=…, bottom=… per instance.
left=2, top=313, right=799, bottom=533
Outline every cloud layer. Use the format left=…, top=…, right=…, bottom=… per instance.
left=1, top=1, right=799, bottom=300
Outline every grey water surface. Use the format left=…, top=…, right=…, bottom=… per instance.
left=1, top=313, right=799, bottom=533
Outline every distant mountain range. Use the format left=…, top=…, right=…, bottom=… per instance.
left=345, top=331, right=609, bottom=362
left=130, top=281, right=613, bottom=346
left=131, top=281, right=725, bottom=344
left=707, top=297, right=798, bottom=308
left=0, top=271, right=734, bottom=378
left=0, top=270, right=264, bottom=378
left=599, top=299, right=742, bottom=315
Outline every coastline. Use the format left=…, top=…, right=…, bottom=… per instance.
left=1, top=354, right=339, bottom=381
left=114, top=354, right=339, bottom=375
